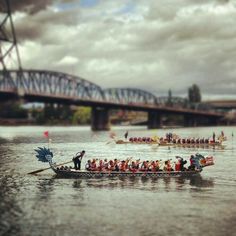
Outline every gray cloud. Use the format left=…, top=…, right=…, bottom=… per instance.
left=6, top=0, right=51, bottom=14
left=9, top=0, right=61, bottom=14
left=14, top=9, right=80, bottom=42
left=6, top=0, right=236, bottom=99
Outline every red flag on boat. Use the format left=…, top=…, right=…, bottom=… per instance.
left=43, top=131, right=49, bottom=138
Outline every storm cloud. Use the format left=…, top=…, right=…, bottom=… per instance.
left=4, top=0, right=236, bottom=99
left=9, top=0, right=65, bottom=14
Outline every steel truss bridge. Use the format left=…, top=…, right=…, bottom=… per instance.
left=0, top=69, right=212, bottom=110
left=0, top=69, right=223, bottom=129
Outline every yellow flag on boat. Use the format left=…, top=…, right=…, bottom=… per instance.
left=152, top=136, right=159, bottom=142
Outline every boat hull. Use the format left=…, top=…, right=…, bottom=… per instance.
left=115, top=140, right=224, bottom=147
left=51, top=169, right=202, bottom=178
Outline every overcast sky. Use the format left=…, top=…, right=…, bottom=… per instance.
left=6, top=0, right=236, bottom=100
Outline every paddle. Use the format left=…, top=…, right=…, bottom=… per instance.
left=28, top=160, right=73, bottom=175
left=106, top=139, right=116, bottom=145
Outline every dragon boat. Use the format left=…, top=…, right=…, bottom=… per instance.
left=33, top=147, right=214, bottom=178
left=115, top=136, right=226, bottom=148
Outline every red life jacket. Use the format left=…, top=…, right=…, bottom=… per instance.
left=175, top=162, right=181, bottom=171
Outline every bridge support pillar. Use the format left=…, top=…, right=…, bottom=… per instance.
left=91, top=107, right=110, bottom=131
left=184, top=115, right=198, bottom=127
left=148, top=111, right=162, bottom=129
left=207, top=117, right=220, bottom=126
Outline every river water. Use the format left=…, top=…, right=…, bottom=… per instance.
left=0, top=125, right=236, bottom=236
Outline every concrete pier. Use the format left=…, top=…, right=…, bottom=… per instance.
left=91, top=107, right=110, bottom=131
left=148, top=111, right=162, bottom=129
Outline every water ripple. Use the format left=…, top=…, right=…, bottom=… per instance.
left=0, top=126, right=236, bottom=236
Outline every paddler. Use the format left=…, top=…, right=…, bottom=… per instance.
left=163, top=160, right=173, bottom=171
left=90, top=159, right=97, bottom=171
left=103, top=158, right=109, bottom=170
left=135, top=159, right=141, bottom=169
left=175, top=157, right=181, bottom=171
left=155, top=160, right=161, bottom=171
left=85, top=160, right=92, bottom=171
left=188, top=155, right=195, bottom=170
left=114, top=159, right=120, bottom=171
left=108, top=160, right=115, bottom=171
left=98, top=160, right=104, bottom=171
left=179, top=157, right=187, bottom=171
left=129, top=161, right=137, bottom=172
left=151, top=161, right=157, bottom=172
left=140, top=161, right=148, bottom=171
left=119, top=160, right=126, bottom=172
left=188, top=155, right=203, bottom=170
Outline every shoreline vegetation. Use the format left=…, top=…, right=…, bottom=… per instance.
left=0, top=102, right=92, bottom=126
left=0, top=104, right=235, bottom=126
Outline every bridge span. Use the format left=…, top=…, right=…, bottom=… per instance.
left=0, top=70, right=224, bottom=130
left=204, top=100, right=236, bottom=110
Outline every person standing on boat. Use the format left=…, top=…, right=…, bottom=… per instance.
left=213, top=132, right=216, bottom=143
left=73, top=150, right=85, bottom=170
left=124, top=131, right=129, bottom=140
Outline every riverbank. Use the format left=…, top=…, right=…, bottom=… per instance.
left=0, top=118, right=35, bottom=125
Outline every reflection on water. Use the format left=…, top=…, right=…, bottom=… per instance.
left=0, top=126, right=236, bottom=236
left=0, top=175, right=23, bottom=235
left=189, top=175, right=214, bottom=188
left=49, top=174, right=215, bottom=195
left=36, top=178, right=55, bottom=201
left=72, top=179, right=83, bottom=189
left=0, top=173, right=216, bottom=236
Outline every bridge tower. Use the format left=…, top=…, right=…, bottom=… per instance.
left=0, top=0, right=22, bottom=70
